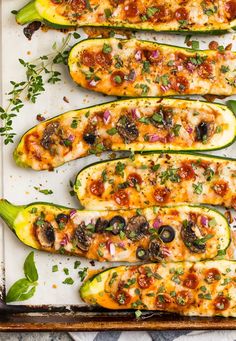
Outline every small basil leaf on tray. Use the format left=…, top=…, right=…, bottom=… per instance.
left=6, top=251, right=39, bottom=303
left=6, top=278, right=36, bottom=303
left=24, top=251, right=38, bottom=282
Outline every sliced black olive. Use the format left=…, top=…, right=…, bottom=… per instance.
left=83, top=132, right=96, bottom=145
left=95, top=218, right=110, bottom=233
left=195, top=122, right=209, bottom=142
left=148, top=240, right=164, bottom=261
left=158, top=225, right=175, bottom=243
left=108, top=216, right=126, bottom=235
left=151, top=106, right=173, bottom=128
left=55, top=213, right=69, bottom=229
left=41, top=122, right=60, bottom=150
left=136, top=246, right=148, bottom=260
left=125, top=215, right=149, bottom=240
left=35, top=220, right=55, bottom=248
left=73, top=223, right=91, bottom=252
left=116, top=115, right=139, bottom=143
left=181, top=220, right=206, bottom=253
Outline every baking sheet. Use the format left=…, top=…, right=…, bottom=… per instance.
left=1, top=0, right=236, bottom=308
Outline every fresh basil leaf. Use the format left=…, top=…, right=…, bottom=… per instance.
left=18, top=286, right=36, bottom=302
left=6, top=278, right=34, bottom=303
left=24, top=252, right=38, bottom=282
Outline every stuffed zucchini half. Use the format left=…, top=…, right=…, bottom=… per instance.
left=69, top=38, right=236, bottom=97
left=0, top=199, right=230, bottom=262
left=80, top=260, right=236, bottom=317
left=14, top=98, right=236, bottom=171
left=16, top=0, right=236, bottom=34
left=76, top=153, right=236, bottom=210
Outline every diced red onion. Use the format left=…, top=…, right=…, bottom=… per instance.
left=106, top=240, right=116, bottom=256
left=152, top=50, right=160, bottom=59
left=135, top=50, right=142, bottom=61
left=117, top=242, right=125, bottom=249
left=69, top=209, right=77, bottom=218
left=89, top=79, right=99, bottom=87
left=148, top=134, right=166, bottom=143
left=60, top=234, right=69, bottom=246
left=186, top=126, right=193, bottom=134
left=162, top=246, right=171, bottom=257
left=201, top=216, right=208, bottom=227
left=103, top=109, right=111, bottom=124
left=186, top=62, right=196, bottom=73
left=131, top=108, right=141, bottom=120
left=153, top=218, right=162, bottom=229
left=160, top=84, right=171, bottom=92
left=68, top=134, right=75, bottom=142
left=177, top=65, right=183, bottom=71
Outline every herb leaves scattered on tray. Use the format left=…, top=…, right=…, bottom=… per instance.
left=0, top=33, right=73, bottom=145
left=6, top=251, right=38, bottom=303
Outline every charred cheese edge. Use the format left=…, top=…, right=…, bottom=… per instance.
left=68, top=38, right=236, bottom=97
left=14, top=98, right=236, bottom=171
left=76, top=153, right=236, bottom=210
left=0, top=199, right=230, bottom=263
left=16, top=0, right=236, bottom=34
left=80, top=260, right=236, bottom=317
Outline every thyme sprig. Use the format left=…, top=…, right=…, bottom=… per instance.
left=0, top=33, right=73, bottom=145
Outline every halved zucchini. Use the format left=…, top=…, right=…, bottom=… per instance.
left=13, top=98, right=236, bottom=170
left=75, top=152, right=236, bottom=210
left=80, top=260, right=236, bottom=317
left=68, top=38, right=236, bottom=97
left=0, top=199, right=230, bottom=262
left=16, top=0, right=236, bottom=34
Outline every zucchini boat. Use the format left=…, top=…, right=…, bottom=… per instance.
left=14, top=98, right=236, bottom=171
left=80, top=260, right=236, bottom=317
left=76, top=152, right=236, bottom=210
left=0, top=200, right=230, bottom=262
left=68, top=38, right=236, bottom=97
left=16, top=0, right=236, bottom=34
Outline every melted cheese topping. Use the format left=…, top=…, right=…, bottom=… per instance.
left=36, top=0, right=236, bottom=32
left=69, top=38, right=236, bottom=97
left=80, top=260, right=236, bottom=317
left=13, top=204, right=230, bottom=262
left=14, top=98, right=236, bottom=170
left=77, top=153, right=236, bottom=210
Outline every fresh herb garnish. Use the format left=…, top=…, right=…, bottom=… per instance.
left=0, top=34, right=72, bottom=144
left=6, top=252, right=38, bottom=303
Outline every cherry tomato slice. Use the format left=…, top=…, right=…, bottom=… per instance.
left=137, top=274, right=154, bottom=289
left=153, top=187, right=170, bottom=204
left=212, top=181, right=228, bottom=197
left=214, top=296, right=230, bottom=311
left=205, top=268, right=221, bottom=283
left=114, top=190, right=129, bottom=206
left=183, top=273, right=199, bottom=289
left=90, top=180, right=105, bottom=197
left=127, top=173, right=142, bottom=187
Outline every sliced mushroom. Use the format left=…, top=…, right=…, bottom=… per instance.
left=151, top=106, right=173, bottom=128
left=73, top=223, right=91, bottom=252
left=95, top=218, right=109, bottom=233
left=195, top=121, right=214, bottom=142
left=35, top=219, right=55, bottom=248
left=181, top=220, right=206, bottom=253
left=148, top=240, right=164, bottom=261
left=41, top=122, right=60, bottom=150
left=116, top=115, right=139, bottom=143
left=125, top=215, right=149, bottom=240
left=109, top=216, right=126, bottom=235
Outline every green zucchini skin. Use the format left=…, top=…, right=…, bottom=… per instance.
left=13, top=98, right=236, bottom=171
left=75, top=152, right=236, bottom=210
left=16, top=0, right=236, bottom=34
left=80, top=260, right=236, bottom=317
left=0, top=199, right=230, bottom=262
left=68, top=38, right=236, bottom=97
